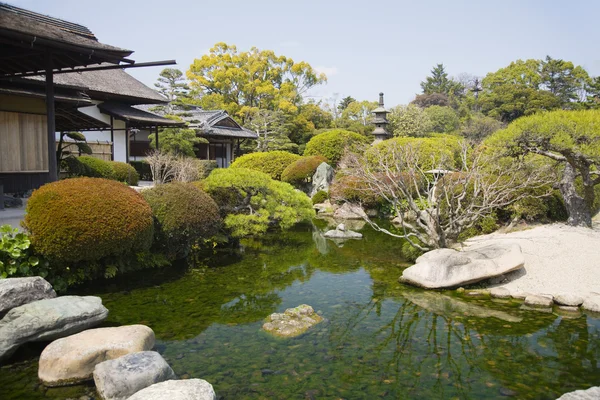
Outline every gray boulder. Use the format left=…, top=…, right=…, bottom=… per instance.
left=94, top=351, right=175, bottom=400
left=400, top=243, right=524, bottom=289
left=39, top=325, right=155, bottom=386
left=556, top=386, right=600, bottom=399
left=0, top=277, right=56, bottom=314
left=554, top=293, right=584, bottom=307
left=263, top=304, right=323, bottom=338
left=0, top=296, right=108, bottom=362
left=323, top=223, right=362, bottom=239
left=582, top=293, right=600, bottom=313
left=126, top=379, right=216, bottom=400
left=310, top=162, right=334, bottom=197
left=333, top=202, right=367, bottom=220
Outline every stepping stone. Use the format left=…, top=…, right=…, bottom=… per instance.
left=554, top=293, right=584, bottom=307
left=0, top=277, right=56, bottom=314
left=582, top=293, right=600, bottom=313
left=39, top=325, right=155, bottom=386
left=127, top=379, right=216, bottom=400
left=490, top=287, right=511, bottom=299
left=0, top=296, right=108, bottom=362
left=263, top=305, right=323, bottom=338
left=524, top=295, right=553, bottom=308
left=94, top=351, right=175, bottom=400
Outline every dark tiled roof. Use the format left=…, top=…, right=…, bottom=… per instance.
left=0, top=3, right=133, bottom=76
left=25, top=68, right=167, bottom=104
left=98, top=102, right=185, bottom=128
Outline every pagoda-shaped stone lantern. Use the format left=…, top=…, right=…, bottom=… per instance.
left=371, top=92, right=390, bottom=144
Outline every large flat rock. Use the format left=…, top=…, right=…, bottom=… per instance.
left=0, top=277, right=56, bottom=314
left=400, top=243, right=524, bottom=289
left=0, top=296, right=108, bottom=363
left=94, top=351, right=175, bottom=400
left=262, top=304, right=323, bottom=338
left=333, top=202, right=367, bottom=220
left=556, top=386, right=600, bottom=399
left=126, top=379, right=216, bottom=400
left=39, top=325, right=155, bottom=386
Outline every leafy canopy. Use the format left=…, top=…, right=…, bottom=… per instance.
left=230, top=150, right=300, bottom=180
left=150, top=128, right=207, bottom=157
left=303, top=129, right=370, bottom=166
left=203, top=168, right=315, bottom=237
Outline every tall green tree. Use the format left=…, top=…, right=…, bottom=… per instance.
left=539, top=56, right=589, bottom=104
left=420, top=64, right=464, bottom=96
left=387, top=104, right=432, bottom=137
left=153, top=68, right=190, bottom=114
left=187, top=42, right=326, bottom=122
left=244, top=109, right=298, bottom=153
left=486, top=109, right=600, bottom=227
left=337, top=96, right=356, bottom=112
left=150, top=128, right=206, bottom=157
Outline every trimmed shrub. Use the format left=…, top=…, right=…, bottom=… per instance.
left=230, top=151, right=301, bottom=180
left=130, top=161, right=152, bottom=181
left=281, top=156, right=327, bottom=185
left=142, top=182, right=221, bottom=260
left=24, top=178, right=154, bottom=264
left=77, top=156, right=115, bottom=179
left=304, top=129, right=370, bottom=166
left=311, top=190, right=329, bottom=205
left=62, top=156, right=93, bottom=178
left=329, top=175, right=383, bottom=208
left=203, top=168, right=315, bottom=237
left=111, top=161, right=140, bottom=185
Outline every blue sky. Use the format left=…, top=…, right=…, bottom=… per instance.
left=9, top=0, right=600, bottom=107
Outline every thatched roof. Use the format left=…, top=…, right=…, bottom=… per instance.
left=24, top=67, right=167, bottom=104
left=0, top=3, right=133, bottom=76
left=98, top=102, right=185, bottom=128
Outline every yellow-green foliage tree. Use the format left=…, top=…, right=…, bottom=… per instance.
left=229, top=150, right=300, bottom=180
left=187, top=42, right=326, bottom=122
left=485, top=109, right=600, bottom=227
left=203, top=168, right=315, bottom=237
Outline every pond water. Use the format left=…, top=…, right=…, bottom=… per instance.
left=1, top=221, right=599, bottom=399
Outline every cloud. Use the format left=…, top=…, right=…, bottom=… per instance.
left=314, top=66, right=339, bottom=78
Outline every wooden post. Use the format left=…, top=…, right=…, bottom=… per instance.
left=125, top=123, right=129, bottom=163
left=110, top=116, right=114, bottom=161
left=45, top=52, right=58, bottom=182
left=155, top=126, right=159, bottom=150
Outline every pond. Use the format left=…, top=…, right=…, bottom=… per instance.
left=1, top=221, right=599, bottom=399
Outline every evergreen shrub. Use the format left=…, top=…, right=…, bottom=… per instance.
left=230, top=151, right=301, bottom=180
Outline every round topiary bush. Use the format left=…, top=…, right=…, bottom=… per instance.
left=311, top=190, right=329, bottom=205
left=303, top=129, right=370, bottom=166
left=281, top=155, right=327, bottom=185
left=77, top=156, right=115, bottom=179
left=229, top=151, right=301, bottom=180
left=24, top=178, right=154, bottom=263
left=110, top=161, right=140, bottom=185
left=142, top=182, right=221, bottom=259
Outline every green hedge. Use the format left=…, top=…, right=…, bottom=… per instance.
left=24, top=178, right=154, bottom=264
left=142, top=182, right=221, bottom=260
left=281, top=155, right=327, bottom=184
left=111, top=161, right=139, bottom=185
left=77, top=156, right=115, bottom=179
left=229, top=151, right=301, bottom=180
left=303, top=129, right=370, bottom=166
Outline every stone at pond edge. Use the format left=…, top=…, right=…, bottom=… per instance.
left=524, top=295, right=554, bottom=308
left=323, top=227, right=362, bottom=239
left=400, top=243, right=524, bottom=289
left=0, top=277, right=56, bottom=315
left=94, top=351, right=175, bottom=400
left=126, top=379, right=216, bottom=400
left=333, top=202, right=367, bottom=220
left=0, top=296, right=108, bottom=363
left=39, top=325, right=155, bottom=387
left=262, top=305, right=323, bottom=338
left=554, top=293, right=584, bottom=307
left=490, top=287, right=511, bottom=299
left=310, top=162, right=335, bottom=197
left=556, top=386, right=600, bottom=399
left=581, top=293, right=600, bottom=313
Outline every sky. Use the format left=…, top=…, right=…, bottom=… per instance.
left=8, top=0, right=600, bottom=107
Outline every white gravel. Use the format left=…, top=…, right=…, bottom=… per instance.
left=462, top=223, right=600, bottom=298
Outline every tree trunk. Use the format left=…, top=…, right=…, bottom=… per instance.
left=558, top=163, right=592, bottom=227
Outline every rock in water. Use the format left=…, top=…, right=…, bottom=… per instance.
left=556, top=386, right=600, bottom=399
left=582, top=293, right=600, bottom=313
left=333, top=202, right=367, bottom=220
left=0, top=277, right=56, bottom=314
left=323, top=224, right=363, bottom=239
left=554, top=293, right=584, bottom=307
left=262, top=305, right=324, bottom=338
left=93, top=351, right=175, bottom=400
left=126, top=379, right=217, bottom=400
left=400, top=243, right=524, bottom=289
left=310, top=162, right=334, bottom=197
left=39, top=325, right=155, bottom=386
left=523, top=295, right=553, bottom=308
left=0, top=296, right=108, bottom=362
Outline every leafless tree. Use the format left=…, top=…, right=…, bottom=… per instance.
left=146, top=150, right=200, bottom=184
left=340, top=141, right=554, bottom=251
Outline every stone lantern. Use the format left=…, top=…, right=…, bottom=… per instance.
left=371, top=92, right=390, bottom=144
